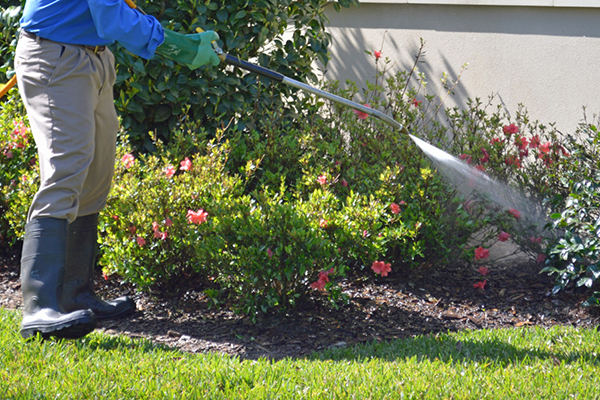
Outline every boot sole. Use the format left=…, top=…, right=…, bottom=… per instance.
left=21, top=314, right=98, bottom=340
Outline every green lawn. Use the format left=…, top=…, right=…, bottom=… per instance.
left=1, top=307, right=599, bottom=399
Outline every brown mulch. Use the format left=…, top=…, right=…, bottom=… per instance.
left=1, top=247, right=598, bottom=360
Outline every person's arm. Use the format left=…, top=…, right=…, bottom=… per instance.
left=86, top=0, right=163, bottom=59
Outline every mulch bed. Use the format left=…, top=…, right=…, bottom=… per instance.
left=2, top=248, right=598, bottom=360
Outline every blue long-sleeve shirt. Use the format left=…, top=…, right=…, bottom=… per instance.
left=20, top=0, right=164, bottom=59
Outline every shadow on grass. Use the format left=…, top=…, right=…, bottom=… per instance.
left=311, top=326, right=600, bottom=367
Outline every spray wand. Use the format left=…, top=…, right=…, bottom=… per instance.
left=203, top=35, right=405, bottom=132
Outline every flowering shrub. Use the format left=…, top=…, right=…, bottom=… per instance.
left=0, top=90, right=36, bottom=244
left=5, top=36, right=597, bottom=315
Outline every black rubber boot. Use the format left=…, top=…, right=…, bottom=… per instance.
left=62, top=213, right=135, bottom=320
left=20, top=218, right=98, bottom=340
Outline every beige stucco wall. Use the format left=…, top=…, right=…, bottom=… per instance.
left=323, top=3, right=600, bottom=133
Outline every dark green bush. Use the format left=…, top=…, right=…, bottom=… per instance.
left=0, top=3, right=22, bottom=82
left=542, top=117, right=600, bottom=306
left=112, top=0, right=359, bottom=150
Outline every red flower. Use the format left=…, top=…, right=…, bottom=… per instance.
left=537, top=254, right=546, bottom=264
left=353, top=104, right=371, bottom=120
left=503, top=124, right=519, bottom=136
left=267, top=248, right=273, bottom=258
left=459, top=154, right=472, bottom=164
left=180, top=157, right=193, bottom=171
left=310, top=276, right=328, bottom=290
left=474, top=246, right=490, bottom=260
left=490, top=138, right=504, bottom=145
left=187, top=209, right=208, bottom=224
left=508, top=208, right=521, bottom=219
left=515, top=137, right=529, bottom=150
left=136, top=236, right=146, bottom=247
left=374, top=50, right=382, bottom=60
left=498, top=231, right=511, bottom=242
left=319, top=218, right=329, bottom=228
left=165, top=217, right=173, bottom=227
left=480, top=148, right=490, bottom=163
left=478, top=266, right=490, bottom=276
left=505, top=155, right=522, bottom=168
left=317, top=175, right=327, bottom=185
left=529, top=135, right=540, bottom=148
left=475, top=164, right=485, bottom=172
left=341, top=179, right=348, bottom=187
left=411, top=98, right=422, bottom=107
left=539, top=142, right=551, bottom=154
left=390, top=202, right=401, bottom=214
left=371, top=261, right=392, bottom=277
left=473, top=280, right=487, bottom=290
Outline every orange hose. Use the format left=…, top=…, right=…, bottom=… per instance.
left=0, top=75, right=17, bottom=100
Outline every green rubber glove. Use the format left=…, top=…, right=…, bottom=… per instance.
left=155, top=29, right=220, bottom=69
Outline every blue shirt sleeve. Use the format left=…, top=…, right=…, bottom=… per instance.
left=86, top=0, right=164, bottom=59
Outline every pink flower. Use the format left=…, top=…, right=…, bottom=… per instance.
left=537, top=253, right=546, bottom=264
left=319, top=218, right=329, bottom=228
left=374, top=50, right=382, bottom=60
left=473, top=280, right=487, bottom=290
left=353, top=104, right=371, bottom=120
left=478, top=266, right=490, bottom=276
left=267, top=248, right=273, bottom=258
left=341, top=179, right=348, bottom=187
left=317, top=175, right=327, bottom=185
left=503, top=124, right=519, bottom=136
left=529, top=236, right=541, bottom=244
left=164, top=165, right=176, bottom=178
left=474, top=246, right=490, bottom=260
left=508, top=208, right=521, bottom=219
left=164, top=217, right=173, bottom=227
left=310, top=268, right=334, bottom=290
left=371, top=261, right=392, bottom=277
left=136, top=236, right=146, bottom=246
left=180, top=157, right=193, bottom=171
left=490, top=138, right=503, bottom=145
left=187, top=209, right=208, bottom=224
left=498, top=231, right=511, bottom=242
left=474, top=164, right=485, bottom=172
left=411, top=98, right=422, bottom=107
left=121, top=153, right=135, bottom=169
left=390, top=202, right=401, bottom=214
left=4, top=150, right=13, bottom=159
left=529, top=135, right=540, bottom=148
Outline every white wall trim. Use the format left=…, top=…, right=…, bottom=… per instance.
left=358, top=0, right=600, bottom=7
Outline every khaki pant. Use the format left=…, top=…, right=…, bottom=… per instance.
left=15, top=31, right=119, bottom=223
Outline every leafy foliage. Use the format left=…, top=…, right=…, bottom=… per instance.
left=111, top=0, right=358, bottom=150
left=541, top=118, right=600, bottom=306
left=0, top=3, right=22, bottom=82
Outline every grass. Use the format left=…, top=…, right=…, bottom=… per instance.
left=1, top=307, right=599, bottom=399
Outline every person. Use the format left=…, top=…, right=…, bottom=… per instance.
left=14, top=0, right=220, bottom=340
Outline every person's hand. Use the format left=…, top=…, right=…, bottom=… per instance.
left=155, top=29, right=220, bottom=70
left=187, top=31, right=220, bottom=69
